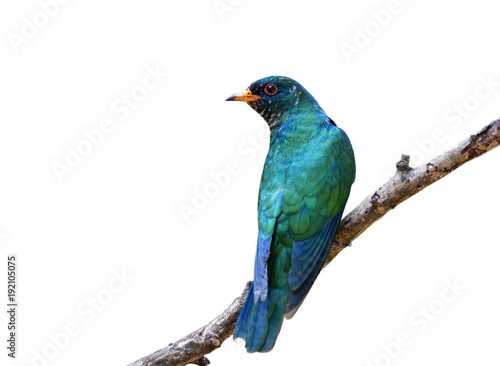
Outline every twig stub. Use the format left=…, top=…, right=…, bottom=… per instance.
left=396, top=154, right=411, bottom=172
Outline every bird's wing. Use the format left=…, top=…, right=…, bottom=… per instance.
left=284, top=127, right=355, bottom=318
left=240, top=126, right=354, bottom=350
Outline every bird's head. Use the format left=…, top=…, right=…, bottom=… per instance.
left=226, top=76, right=321, bottom=127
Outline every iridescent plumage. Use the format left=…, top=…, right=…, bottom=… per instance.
left=226, top=76, right=355, bottom=352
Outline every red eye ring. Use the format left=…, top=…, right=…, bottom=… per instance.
left=264, top=83, right=278, bottom=96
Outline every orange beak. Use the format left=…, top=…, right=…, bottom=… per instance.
left=225, top=90, right=262, bottom=102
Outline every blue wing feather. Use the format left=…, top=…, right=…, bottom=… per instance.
left=286, top=211, right=343, bottom=318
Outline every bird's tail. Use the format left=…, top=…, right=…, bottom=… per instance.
left=234, top=283, right=289, bottom=352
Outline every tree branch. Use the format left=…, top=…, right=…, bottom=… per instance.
left=127, top=119, right=500, bottom=366
left=325, top=118, right=500, bottom=266
left=127, top=282, right=251, bottom=366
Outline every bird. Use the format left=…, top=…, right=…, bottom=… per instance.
left=225, top=76, right=355, bottom=353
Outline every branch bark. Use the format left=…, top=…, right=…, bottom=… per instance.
left=128, top=119, right=500, bottom=366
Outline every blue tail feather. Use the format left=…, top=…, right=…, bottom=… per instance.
left=262, top=286, right=288, bottom=351
left=234, top=283, right=289, bottom=352
left=234, top=283, right=254, bottom=340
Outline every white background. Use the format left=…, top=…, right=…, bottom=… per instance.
left=1, top=1, right=499, bottom=365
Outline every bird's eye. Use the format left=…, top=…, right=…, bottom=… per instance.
left=264, top=83, right=278, bottom=96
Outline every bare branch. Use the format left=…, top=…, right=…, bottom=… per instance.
left=128, top=119, right=500, bottom=366
left=127, top=283, right=251, bottom=366
left=325, top=118, right=500, bottom=266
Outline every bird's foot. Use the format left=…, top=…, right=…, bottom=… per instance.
left=335, top=240, right=352, bottom=249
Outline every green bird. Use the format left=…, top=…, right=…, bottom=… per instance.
left=226, top=76, right=355, bottom=352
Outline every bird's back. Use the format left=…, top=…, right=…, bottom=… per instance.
left=229, top=76, right=355, bottom=353
left=246, top=116, right=355, bottom=349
